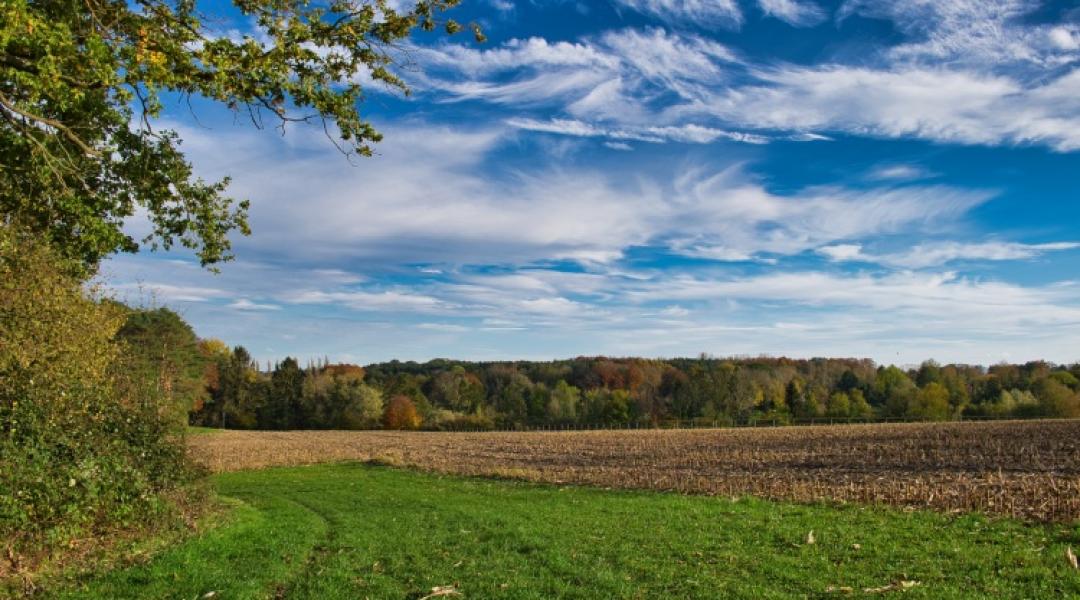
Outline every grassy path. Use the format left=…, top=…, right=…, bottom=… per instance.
left=59, top=464, right=1080, bottom=599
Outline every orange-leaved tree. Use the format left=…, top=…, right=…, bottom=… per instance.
left=383, top=395, right=422, bottom=430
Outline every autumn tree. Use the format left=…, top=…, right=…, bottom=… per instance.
left=196, top=339, right=229, bottom=398
left=383, top=395, right=421, bottom=430
left=322, top=363, right=366, bottom=382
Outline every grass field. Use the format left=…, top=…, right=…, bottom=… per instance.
left=54, top=463, right=1080, bottom=599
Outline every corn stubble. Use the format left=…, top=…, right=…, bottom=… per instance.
left=189, top=420, right=1080, bottom=522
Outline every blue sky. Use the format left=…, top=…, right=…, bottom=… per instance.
left=107, top=0, right=1080, bottom=366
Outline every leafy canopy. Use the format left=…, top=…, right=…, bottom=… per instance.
left=1, top=0, right=480, bottom=269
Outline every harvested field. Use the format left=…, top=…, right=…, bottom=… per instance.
left=188, top=419, right=1080, bottom=522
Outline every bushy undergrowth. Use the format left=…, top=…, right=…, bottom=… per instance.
left=0, top=227, right=198, bottom=565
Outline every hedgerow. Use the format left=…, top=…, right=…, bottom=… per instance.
left=0, top=226, right=197, bottom=568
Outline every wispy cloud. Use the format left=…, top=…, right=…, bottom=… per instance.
left=692, top=66, right=1080, bottom=151
left=417, top=28, right=738, bottom=124
left=837, top=0, right=1080, bottom=67
left=758, top=0, right=826, bottom=27
left=628, top=270, right=1080, bottom=329
left=865, top=163, right=935, bottom=182
left=288, top=289, right=449, bottom=313
left=170, top=121, right=994, bottom=268
left=614, top=0, right=744, bottom=30
left=663, top=166, right=992, bottom=260
left=507, top=117, right=768, bottom=145
left=416, top=18, right=1080, bottom=152
left=109, top=282, right=230, bottom=304
left=818, top=241, right=1080, bottom=269
left=228, top=298, right=282, bottom=311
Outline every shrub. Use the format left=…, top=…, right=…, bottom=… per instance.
left=0, top=227, right=196, bottom=562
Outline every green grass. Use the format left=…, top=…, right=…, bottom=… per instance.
left=56, top=464, right=1080, bottom=599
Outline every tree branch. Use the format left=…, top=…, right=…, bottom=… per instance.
left=0, top=92, right=100, bottom=157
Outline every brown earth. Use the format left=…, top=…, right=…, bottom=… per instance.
left=188, top=419, right=1080, bottom=522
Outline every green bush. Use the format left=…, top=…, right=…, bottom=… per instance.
left=0, top=227, right=197, bottom=560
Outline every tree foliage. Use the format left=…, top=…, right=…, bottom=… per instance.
left=188, top=354, right=1080, bottom=431
left=1, top=0, right=479, bottom=269
left=115, top=306, right=208, bottom=422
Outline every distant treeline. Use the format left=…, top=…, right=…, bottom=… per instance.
left=189, top=347, right=1080, bottom=430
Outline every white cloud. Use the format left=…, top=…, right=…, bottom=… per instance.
left=675, top=245, right=757, bottom=262
left=597, top=26, right=737, bottom=91
left=647, top=124, right=768, bottom=144
left=519, top=297, right=593, bottom=316
left=109, top=282, right=230, bottom=304
left=416, top=20, right=1080, bottom=152
left=614, top=0, right=743, bottom=30
left=695, top=65, right=1080, bottom=151
left=1049, top=26, right=1080, bottom=51
left=660, top=305, right=691, bottom=317
left=786, top=132, right=833, bottom=142
left=228, top=298, right=282, bottom=311
left=837, top=0, right=1079, bottom=67
left=865, top=163, right=934, bottom=181
left=416, top=322, right=470, bottom=332
left=108, top=249, right=1080, bottom=365
left=418, top=28, right=738, bottom=123
left=419, top=36, right=618, bottom=75
left=629, top=270, right=1080, bottom=328
left=816, top=244, right=865, bottom=262
left=894, top=242, right=1080, bottom=268
left=664, top=166, right=991, bottom=259
left=507, top=117, right=768, bottom=145
left=758, top=0, right=826, bottom=27
left=818, top=241, right=1080, bottom=268
left=288, top=289, right=448, bottom=312
left=178, top=120, right=994, bottom=268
